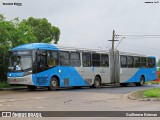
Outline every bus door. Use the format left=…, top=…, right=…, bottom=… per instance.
left=100, top=54, right=110, bottom=83
left=109, top=49, right=120, bottom=83
left=81, top=53, right=93, bottom=85
left=59, top=51, right=70, bottom=87
left=120, top=56, right=137, bottom=83
left=33, top=50, right=49, bottom=86
left=69, top=52, right=82, bottom=86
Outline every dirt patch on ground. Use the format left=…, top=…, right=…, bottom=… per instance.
left=129, top=91, right=145, bottom=100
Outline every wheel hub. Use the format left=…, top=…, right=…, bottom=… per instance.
left=51, top=81, right=57, bottom=87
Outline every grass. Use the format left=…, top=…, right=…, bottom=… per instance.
left=145, top=81, right=160, bottom=84
left=143, top=88, right=160, bottom=98
left=0, top=82, right=11, bottom=88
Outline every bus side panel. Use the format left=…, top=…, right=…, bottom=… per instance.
left=32, top=67, right=61, bottom=86
left=100, top=67, right=111, bottom=84
left=70, top=66, right=111, bottom=86
left=120, top=68, right=138, bottom=83
left=121, top=68, right=156, bottom=83
left=69, top=67, right=92, bottom=86
left=144, top=68, right=157, bottom=82
left=92, top=67, right=110, bottom=84
left=32, top=66, right=93, bottom=87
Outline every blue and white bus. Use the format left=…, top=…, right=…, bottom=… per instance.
left=7, top=43, right=157, bottom=90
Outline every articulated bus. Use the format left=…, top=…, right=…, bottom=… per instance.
left=7, top=43, right=157, bottom=90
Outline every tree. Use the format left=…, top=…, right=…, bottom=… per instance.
left=0, top=14, right=14, bottom=80
left=23, top=17, right=60, bottom=44
left=0, top=14, right=61, bottom=81
left=11, top=18, right=37, bottom=48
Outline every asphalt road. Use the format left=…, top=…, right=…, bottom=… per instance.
left=56, top=84, right=160, bottom=94
left=0, top=84, right=160, bottom=119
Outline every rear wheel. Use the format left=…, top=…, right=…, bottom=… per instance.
left=74, top=86, right=81, bottom=89
left=27, top=86, right=37, bottom=91
left=92, top=76, right=101, bottom=88
left=48, top=77, right=58, bottom=90
left=136, top=76, right=145, bottom=86
left=120, top=83, right=128, bottom=87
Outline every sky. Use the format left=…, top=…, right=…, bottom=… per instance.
left=1, top=0, right=160, bottom=60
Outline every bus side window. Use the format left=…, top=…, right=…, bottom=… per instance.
left=33, top=51, right=38, bottom=67
left=60, top=51, right=69, bottom=66
left=141, top=57, right=147, bottom=68
left=101, top=54, right=109, bottom=67
left=147, top=58, right=152, bottom=68
left=92, top=53, right=100, bottom=67
left=40, top=52, right=47, bottom=68
left=134, top=56, right=140, bottom=68
left=127, top=56, right=134, bottom=68
left=152, top=58, right=156, bottom=68
left=47, top=51, right=58, bottom=67
left=70, top=52, right=81, bottom=67
left=82, top=53, right=91, bottom=67
left=120, top=55, right=127, bottom=68
left=35, top=50, right=47, bottom=68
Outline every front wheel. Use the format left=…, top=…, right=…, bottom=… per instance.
left=136, top=76, right=145, bottom=86
left=92, top=76, right=101, bottom=88
left=120, top=83, right=128, bottom=87
left=27, top=86, right=37, bottom=91
left=48, top=77, right=59, bottom=91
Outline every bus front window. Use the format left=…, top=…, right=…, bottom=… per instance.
left=9, top=56, right=32, bottom=71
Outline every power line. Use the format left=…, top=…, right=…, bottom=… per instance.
left=117, top=34, right=160, bottom=39
left=118, top=42, right=160, bottom=54
left=118, top=34, right=160, bottom=37
left=114, top=33, right=160, bottom=59
left=115, top=37, right=125, bottom=49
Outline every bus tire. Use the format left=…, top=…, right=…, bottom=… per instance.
left=136, top=76, right=145, bottom=86
left=27, top=86, right=37, bottom=91
left=74, top=86, right=81, bottom=89
left=92, top=76, right=101, bottom=88
left=48, top=77, right=58, bottom=91
left=120, top=83, right=128, bottom=87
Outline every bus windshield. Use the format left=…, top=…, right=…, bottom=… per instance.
left=9, top=52, right=32, bottom=71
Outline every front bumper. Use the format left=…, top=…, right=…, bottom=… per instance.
left=7, top=74, right=33, bottom=85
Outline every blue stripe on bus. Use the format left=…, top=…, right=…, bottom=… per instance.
left=32, top=66, right=89, bottom=87
left=8, top=72, right=25, bottom=77
left=124, top=68, right=157, bottom=83
left=8, top=67, right=157, bottom=86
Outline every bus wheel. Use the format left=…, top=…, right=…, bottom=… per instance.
left=136, top=76, right=145, bottom=86
left=27, top=86, right=37, bottom=91
left=120, top=83, right=128, bottom=87
left=48, top=77, right=58, bottom=91
left=92, top=76, right=101, bottom=88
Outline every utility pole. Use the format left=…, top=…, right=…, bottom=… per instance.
left=112, top=30, right=115, bottom=50
left=108, top=30, right=118, bottom=50
left=108, top=30, right=119, bottom=84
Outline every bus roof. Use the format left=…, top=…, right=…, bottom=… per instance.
left=11, top=43, right=59, bottom=51
left=10, top=43, right=156, bottom=58
left=10, top=43, right=110, bottom=53
left=119, top=51, right=155, bottom=58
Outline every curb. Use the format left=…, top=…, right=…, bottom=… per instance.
left=0, top=87, right=27, bottom=91
left=128, top=91, right=160, bottom=101
left=128, top=92, right=136, bottom=100
left=0, top=88, right=13, bottom=91
left=145, top=83, right=160, bottom=85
